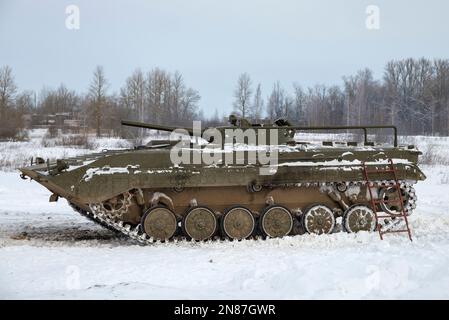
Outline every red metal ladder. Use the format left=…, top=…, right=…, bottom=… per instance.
left=362, top=159, right=412, bottom=241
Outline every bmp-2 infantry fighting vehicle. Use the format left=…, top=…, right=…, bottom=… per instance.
left=19, top=115, right=426, bottom=243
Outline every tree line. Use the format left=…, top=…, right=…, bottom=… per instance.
left=1, top=57, right=449, bottom=140
left=231, top=58, right=449, bottom=136
left=0, top=65, right=201, bottom=139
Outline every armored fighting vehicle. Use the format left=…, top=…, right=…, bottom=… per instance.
left=19, top=116, right=426, bottom=243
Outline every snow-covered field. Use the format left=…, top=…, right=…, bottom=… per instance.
left=1, top=130, right=449, bottom=299
left=0, top=129, right=134, bottom=172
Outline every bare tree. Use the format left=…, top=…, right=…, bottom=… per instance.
left=88, top=66, right=108, bottom=137
left=343, top=69, right=376, bottom=126
left=143, top=68, right=200, bottom=126
left=169, top=72, right=183, bottom=123
left=146, top=68, right=169, bottom=124
left=120, top=69, right=146, bottom=138
left=266, top=81, right=286, bottom=120
left=181, top=88, right=201, bottom=122
left=15, top=91, right=35, bottom=114
left=292, top=84, right=306, bottom=125
left=55, top=84, right=79, bottom=115
left=0, top=66, right=17, bottom=120
left=251, top=83, right=264, bottom=121
left=383, top=59, right=435, bottom=134
left=233, top=73, right=253, bottom=118
left=327, top=86, right=345, bottom=126
left=432, top=59, right=449, bottom=135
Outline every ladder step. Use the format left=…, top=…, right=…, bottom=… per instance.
left=376, top=215, right=403, bottom=219
left=367, top=184, right=396, bottom=188
left=380, top=230, right=410, bottom=234
left=372, top=199, right=403, bottom=204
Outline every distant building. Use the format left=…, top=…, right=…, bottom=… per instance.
left=25, top=112, right=85, bottom=133
left=22, top=114, right=32, bottom=129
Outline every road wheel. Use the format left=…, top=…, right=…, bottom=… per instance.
left=183, top=206, right=217, bottom=241
left=302, top=204, right=335, bottom=235
left=260, top=205, right=293, bottom=238
left=221, top=206, right=255, bottom=240
left=140, top=206, right=177, bottom=241
left=343, top=205, right=376, bottom=233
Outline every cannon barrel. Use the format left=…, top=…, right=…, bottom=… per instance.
left=121, top=120, right=196, bottom=136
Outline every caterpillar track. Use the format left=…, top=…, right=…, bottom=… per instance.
left=68, top=180, right=417, bottom=245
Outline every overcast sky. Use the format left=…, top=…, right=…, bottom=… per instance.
left=1, top=0, right=448, bottom=116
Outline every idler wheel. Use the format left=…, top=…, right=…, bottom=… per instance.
left=221, top=206, right=255, bottom=240
left=379, top=185, right=415, bottom=216
left=343, top=205, right=376, bottom=233
left=302, top=205, right=335, bottom=235
left=260, top=206, right=293, bottom=238
left=141, top=206, right=178, bottom=241
left=183, top=206, right=217, bottom=241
